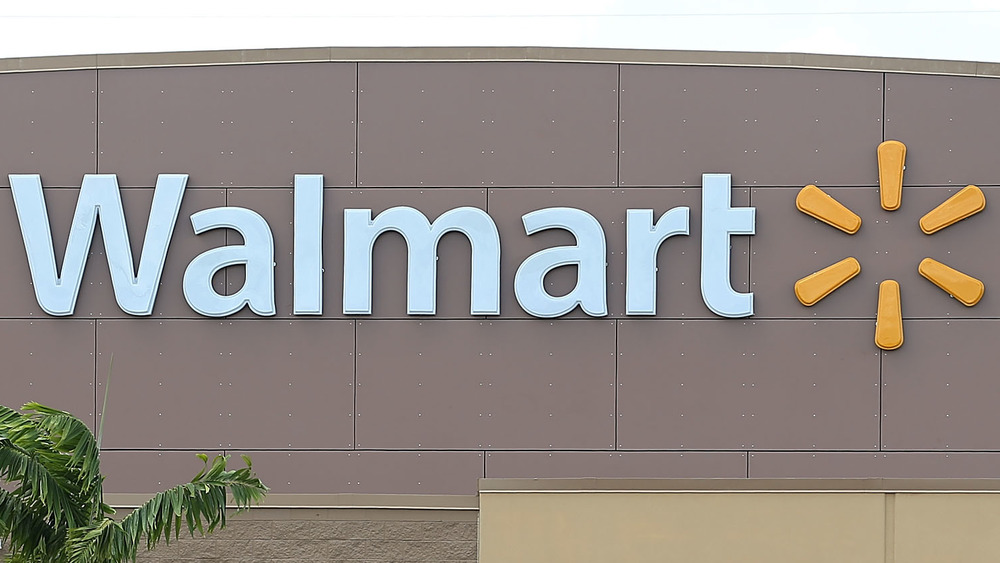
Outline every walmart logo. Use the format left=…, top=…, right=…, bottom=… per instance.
left=793, top=141, right=986, bottom=350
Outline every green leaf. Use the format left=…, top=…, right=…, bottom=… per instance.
left=0, top=402, right=268, bottom=562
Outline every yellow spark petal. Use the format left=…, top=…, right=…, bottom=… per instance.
left=918, top=258, right=984, bottom=306
left=794, top=257, right=862, bottom=306
left=919, top=185, right=986, bottom=234
left=875, top=280, right=904, bottom=351
left=878, top=140, right=906, bottom=211
left=795, top=185, right=862, bottom=234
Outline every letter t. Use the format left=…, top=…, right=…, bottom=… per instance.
left=700, top=173, right=755, bottom=317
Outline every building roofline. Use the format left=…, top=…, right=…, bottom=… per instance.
left=480, top=478, right=1000, bottom=493
left=1, top=46, right=1000, bottom=76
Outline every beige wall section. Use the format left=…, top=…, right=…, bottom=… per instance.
left=480, top=491, right=885, bottom=563
left=894, top=494, right=1000, bottom=563
left=479, top=479, right=1000, bottom=563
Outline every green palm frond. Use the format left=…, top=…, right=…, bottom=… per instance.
left=0, top=488, right=64, bottom=561
left=119, top=454, right=267, bottom=556
left=22, top=403, right=102, bottom=491
left=64, top=518, right=129, bottom=563
left=0, top=439, right=86, bottom=530
left=1, top=402, right=268, bottom=563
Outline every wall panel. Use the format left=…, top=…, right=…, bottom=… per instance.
left=356, top=320, right=616, bottom=450
left=749, top=452, right=1000, bottom=478
left=239, top=450, right=484, bottom=495
left=101, top=450, right=225, bottom=493
left=486, top=451, right=746, bottom=479
left=619, top=65, right=883, bottom=187
left=357, top=62, right=618, bottom=187
left=0, top=70, right=96, bottom=188
left=98, top=63, right=357, bottom=188
left=886, top=73, right=1000, bottom=186
left=617, top=319, right=880, bottom=450
left=0, top=319, right=95, bottom=425
left=882, top=320, right=1000, bottom=451
left=96, top=319, right=355, bottom=450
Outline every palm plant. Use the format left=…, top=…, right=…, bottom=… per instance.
left=0, top=402, right=268, bottom=562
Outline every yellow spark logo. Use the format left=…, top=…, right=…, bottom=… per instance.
left=793, top=140, right=986, bottom=351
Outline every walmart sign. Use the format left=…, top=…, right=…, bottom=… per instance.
left=9, top=173, right=755, bottom=319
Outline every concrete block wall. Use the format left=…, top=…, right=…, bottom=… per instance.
left=132, top=511, right=477, bottom=563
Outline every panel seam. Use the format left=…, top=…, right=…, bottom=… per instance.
left=95, top=69, right=100, bottom=175
left=355, top=62, right=360, bottom=189
left=614, top=320, right=619, bottom=450
left=616, top=64, right=621, bottom=187
left=224, top=188, right=229, bottom=295
left=748, top=185, right=753, bottom=298
left=94, top=319, right=99, bottom=432
left=882, top=72, right=887, bottom=142
left=879, top=350, right=884, bottom=451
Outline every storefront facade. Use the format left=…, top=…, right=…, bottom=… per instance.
left=3, top=46, right=1000, bottom=561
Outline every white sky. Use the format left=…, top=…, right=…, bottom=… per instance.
left=2, top=0, right=1000, bottom=62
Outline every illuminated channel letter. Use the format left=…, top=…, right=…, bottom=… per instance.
left=293, top=174, right=324, bottom=315
left=625, top=207, right=690, bottom=315
left=9, top=173, right=187, bottom=316
left=514, top=208, right=607, bottom=318
left=183, top=208, right=276, bottom=317
left=700, top=173, right=755, bottom=317
left=343, top=207, right=501, bottom=315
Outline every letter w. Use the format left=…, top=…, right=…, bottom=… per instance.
left=9, top=174, right=188, bottom=316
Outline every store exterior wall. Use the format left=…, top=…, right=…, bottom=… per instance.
left=479, top=479, right=1000, bottom=563
left=130, top=507, right=477, bottom=563
left=3, top=47, right=1000, bottom=561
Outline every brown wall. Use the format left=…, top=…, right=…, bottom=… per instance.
left=3, top=56, right=1000, bottom=496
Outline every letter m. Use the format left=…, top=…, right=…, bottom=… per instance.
left=343, top=206, right=500, bottom=315
left=9, top=174, right=187, bottom=316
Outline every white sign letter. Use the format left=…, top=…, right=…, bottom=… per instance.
left=343, top=206, right=500, bottom=315
left=9, top=173, right=187, bottom=316
left=183, top=207, right=276, bottom=317
left=626, top=207, right=690, bottom=315
left=514, top=208, right=607, bottom=318
left=701, top=173, right=755, bottom=317
left=293, top=174, right=323, bottom=315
